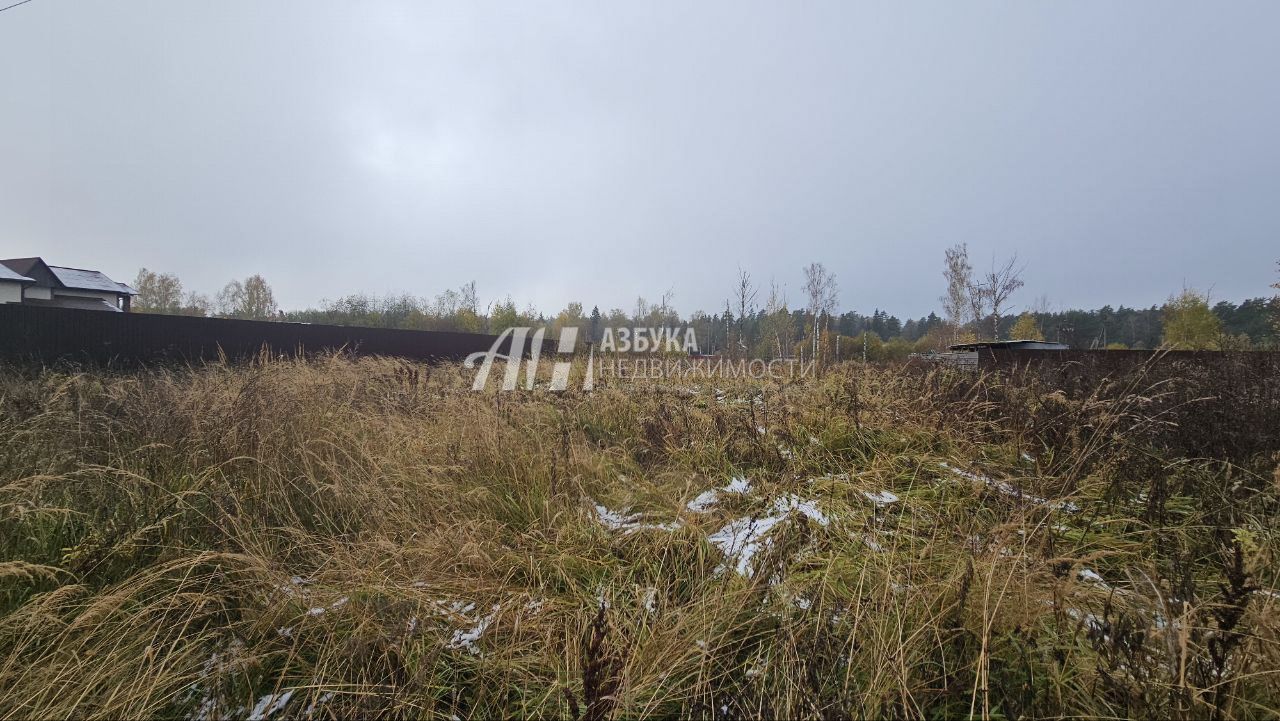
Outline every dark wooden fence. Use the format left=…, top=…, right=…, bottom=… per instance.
left=0, top=304, right=511, bottom=365
left=973, top=347, right=1280, bottom=463
left=976, top=347, right=1280, bottom=375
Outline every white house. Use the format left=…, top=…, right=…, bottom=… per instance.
left=0, top=257, right=137, bottom=311
left=0, top=264, right=35, bottom=304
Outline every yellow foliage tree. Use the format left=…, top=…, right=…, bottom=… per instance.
left=1009, top=312, right=1044, bottom=341
left=1162, top=289, right=1222, bottom=350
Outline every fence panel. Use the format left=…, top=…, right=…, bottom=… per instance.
left=0, top=304, right=511, bottom=365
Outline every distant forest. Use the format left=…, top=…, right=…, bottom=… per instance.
left=130, top=250, right=1280, bottom=360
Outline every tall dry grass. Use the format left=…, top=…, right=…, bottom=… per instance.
left=0, top=353, right=1277, bottom=719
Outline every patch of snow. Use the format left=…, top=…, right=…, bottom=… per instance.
left=304, top=596, right=350, bottom=618
left=862, top=490, right=899, bottom=506
left=940, top=462, right=1080, bottom=513
left=303, top=693, right=334, bottom=716
left=709, top=494, right=829, bottom=576
left=435, top=600, right=476, bottom=617
left=686, top=477, right=750, bottom=512
left=248, top=690, right=293, bottom=721
left=1078, top=568, right=1109, bottom=588
left=275, top=576, right=313, bottom=599
left=1064, top=607, right=1110, bottom=640
left=686, top=490, right=720, bottom=513
left=448, top=605, right=500, bottom=655
left=710, top=515, right=786, bottom=577
left=188, top=696, right=219, bottom=721
left=772, top=494, right=829, bottom=526
left=593, top=503, right=681, bottom=534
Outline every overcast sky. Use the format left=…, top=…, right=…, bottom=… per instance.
left=2, top=1, right=1277, bottom=319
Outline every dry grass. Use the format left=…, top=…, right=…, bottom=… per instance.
left=0, top=354, right=1277, bottom=719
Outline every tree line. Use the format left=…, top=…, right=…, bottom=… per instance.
left=131, top=255, right=1280, bottom=358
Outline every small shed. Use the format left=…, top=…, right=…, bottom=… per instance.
left=947, top=340, right=1070, bottom=351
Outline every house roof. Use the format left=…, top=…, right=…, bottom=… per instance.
left=48, top=265, right=138, bottom=295
left=0, top=264, right=34, bottom=283
left=0, top=257, right=136, bottom=295
left=0, top=257, right=46, bottom=278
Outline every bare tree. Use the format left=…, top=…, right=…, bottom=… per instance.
left=762, top=278, right=790, bottom=358
left=1030, top=294, right=1053, bottom=316
left=217, top=274, right=277, bottom=320
left=657, top=286, right=676, bottom=323
left=981, top=254, right=1025, bottom=340
left=459, top=280, right=478, bottom=315
left=941, top=244, right=977, bottom=337
left=182, top=291, right=212, bottom=317
left=803, top=262, right=838, bottom=362
left=434, top=288, right=460, bottom=317
left=732, top=267, right=757, bottom=354
left=734, top=267, right=757, bottom=321
left=132, top=268, right=186, bottom=314
left=632, top=296, right=649, bottom=323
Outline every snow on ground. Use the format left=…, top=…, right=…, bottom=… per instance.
left=709, top=493, right=830, bottom=577
left=306, top=596, right=349, bottom=617
left=862, top=490, right=899, bottom=506
left=940, top=462, right=1080, bottom=513
left=247, top=690, right=293, bottom=721
left=448, top=605, right=500, bottom=654
left=686, top=477, right=750, bottom=512
left=1077, top=568, right=1111, bottom=590
left=708, top=514, right=786, bottom=577
left=642, top=586, right=658, bottom=613
left=593, top=503, right=682, bottom=534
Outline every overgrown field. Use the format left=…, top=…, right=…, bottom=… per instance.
left=1, top=355, right=1278, bottom=719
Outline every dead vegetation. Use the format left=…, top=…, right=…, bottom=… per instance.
left=0, top=353, right=1277, bottom=719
